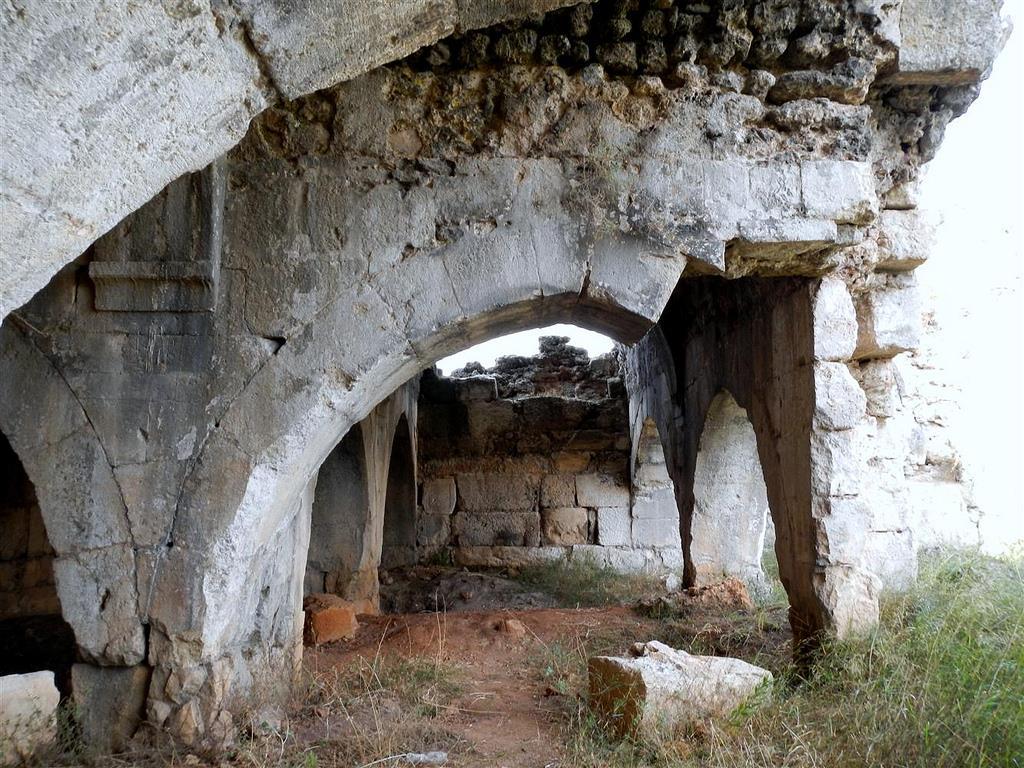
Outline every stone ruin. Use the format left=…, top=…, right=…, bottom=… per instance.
left=0, top=0, right=1009, bottom=756
left=417, top=337, right=684, bottom=572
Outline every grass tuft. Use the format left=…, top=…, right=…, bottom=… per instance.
left=516, top=555, right=669, bottom=608
left=550, top=548, right=1024, bottom=768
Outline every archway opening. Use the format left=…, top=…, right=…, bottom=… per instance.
left=689, top=391, right=775, bottom=597
left=305, top=424, right=369, bottom=599
left=381, top=414, right=417, bottom=571
left=631, top=418, right=681, bottom=551
left=0, top=432, right=75, bottom=697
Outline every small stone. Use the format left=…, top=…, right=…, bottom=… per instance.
left=459, top=32, right=490, bottom=67
left=639, top=40, right=668, bottom=74
left=743, top=69, right=776, bottom=99
left=303, top=594, right=359, bottom=645
left=598, top=42, right=634, bottom=74
left=424, top=43, right=450, bottom=68
left=494, top=29, right=538, bottom=64
left=568, top=5, right=592, bottom=37
left=606, top=18, right=632, bottom=41
left=538, top=34, right=571, bottom=64
left=494, top=617, right=527, bottom=640
left=639, top=10, right=666, bottom=37
left=568, top=40, right=591, bottom=65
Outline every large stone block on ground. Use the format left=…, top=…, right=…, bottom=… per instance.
left=457, top=473, right=540, bottom=512
left=576, top=473, right=630, bottom=508
left=71, top=663, right=150, bottom=753
left=303, top=594, right=359, bottom=646
left=596, top=506, right=631, bottom=546
left=588, top=641, right=771, bottom=739
left=541, top=507, right=589, bottom=545
left=452, top=509, right=541, bottom=547
left=0, top=671, right=59, bottom=765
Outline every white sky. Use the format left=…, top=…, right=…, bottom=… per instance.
left=436, top=323, right=614, bottom=373
left=438, top=7, right=1023, bottom=547
left=916, top=0, right=1023, bottom=550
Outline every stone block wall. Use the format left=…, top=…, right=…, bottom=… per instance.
left=415, top=340, right=682, bottom=572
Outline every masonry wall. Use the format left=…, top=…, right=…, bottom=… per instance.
left=415, top=344, right=682, bottom=573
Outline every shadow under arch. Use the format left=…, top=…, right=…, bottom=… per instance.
left=0, top=430, right=76, bottom=696
left=653, top=276, right=825, bottom=654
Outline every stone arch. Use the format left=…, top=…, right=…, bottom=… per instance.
left=0, top=323, right=145, bottom=667
left=141, top=282, right=672, bottom=743
left=304, top=424, right=369, bottom=598
left=689, top=390, right=770, bottom=591
left=381, top=414, right=417, bottom=570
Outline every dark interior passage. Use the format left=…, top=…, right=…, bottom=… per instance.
left=0, top=432, right=75, bottom=696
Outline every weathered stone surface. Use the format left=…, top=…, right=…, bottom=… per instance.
left=814, top=362, right=867, bottom=430
left=874, top=209, right=936, bottom=272
left=71, top=664, right=150, bottom=754
left=690, top=393, right=770, bottom=588
left=541, top=474, right=577, bottom=509
left=416, top=513, right=451, bottom=552
left=0, top=0, right=1008, bottom=749
left=452, top=510, right=541, bottom=547
left=817, top=565, right=881, bottom=638
left=541, top=507, right=589, bottom=546
left=813, top=277, right=859, bottom=361
left=0, top=671, right=59, bottom=765
left=895, top=0, right=1009, bottom=85
left=576, top=474, right=630, bottom=508
left=596, top=506, right=631, bottom=547
left=854, top=275, right=923, bottom=359
left=302, top=594, right=359, bottom=645
left=801, top=161, right=878, bottom=225
left=452, top=546, right=565, bottom=569
left=457, top=473, right=540, bottom=512
left=631, top=517, right=681, bottom=549
left=421, top=477, right=457, bottom=517
left=588, top=641, right=771, bottom=739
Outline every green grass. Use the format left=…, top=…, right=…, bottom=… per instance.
left=516, top=554, right=669, bottom=608
left=550, top=548, right=1024, bottom=768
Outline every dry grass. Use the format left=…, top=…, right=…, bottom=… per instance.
left=516, top=555, right=670, bottom=608
left=537, top=548, right=1024, bottom=768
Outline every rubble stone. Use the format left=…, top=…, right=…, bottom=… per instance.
left=588, top=641, right=771, bottom=739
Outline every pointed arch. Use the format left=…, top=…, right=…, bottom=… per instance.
left=689, top=390, right=770, bottom=589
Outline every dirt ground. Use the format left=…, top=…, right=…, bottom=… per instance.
left=288, top=571, right=791, bottom=768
